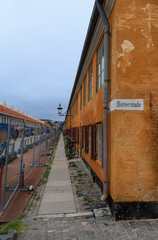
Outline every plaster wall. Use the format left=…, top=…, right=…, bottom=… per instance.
left=64, top=0, right=158, bottom=203
left=110, top=0, right=158, bottom=202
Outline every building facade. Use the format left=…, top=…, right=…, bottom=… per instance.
left=64, top=0, right=158, bottom=219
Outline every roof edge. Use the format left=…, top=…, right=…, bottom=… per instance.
left=66, top=0, right=105, bottom=117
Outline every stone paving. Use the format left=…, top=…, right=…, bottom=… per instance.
left=19, top=215, right=158, bottom=240
left=68, top=158, right=107, bottom=212
left=17, top=135, right=158, bottom=240
left=38, top=136, right=76, bottom=215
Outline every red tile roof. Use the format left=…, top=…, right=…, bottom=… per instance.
left=0, top=104, right=44, bottom=126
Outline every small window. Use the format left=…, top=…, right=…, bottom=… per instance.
left=82, top=127, right=84, bottom=148
left=80, top=86, right=82, bottom=110
left=89, top=65, right=93, bottom=101
left=89, top=126, right=91, bottom=154
left=74, top=95, right=78, bottom=116
left=97, top=40, right=104, bottom=91
left=76, top=95, right=78, bottom=115
left=97, top=124, right=102, bottom=161
left=84, top=78, right=87, bottom=106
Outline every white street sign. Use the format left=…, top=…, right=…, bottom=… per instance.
left=109, top=99, right=144, bottom=112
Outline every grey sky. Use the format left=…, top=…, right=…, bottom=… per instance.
left=0, top=0, right=94, bottom=121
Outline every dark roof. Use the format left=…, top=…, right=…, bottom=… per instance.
left=67, top=0, right=104, bottom=114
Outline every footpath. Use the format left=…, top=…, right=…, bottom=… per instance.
left=38, top=135, right=76, bottom=215
left=18, top=135, right=158, bottom=240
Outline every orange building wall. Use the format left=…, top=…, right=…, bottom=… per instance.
left=110, top=0, right=158, bottom=202
left=64, top=0, right=158, bottom=203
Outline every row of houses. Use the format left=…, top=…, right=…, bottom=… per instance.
left=64, top=0, right=158, bottom=219
left=0, top=101, right=44, bottom=146
left=0, top=101, right=43, bottom=125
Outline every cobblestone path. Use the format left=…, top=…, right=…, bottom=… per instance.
left=19, top=215, right=158, bottom=240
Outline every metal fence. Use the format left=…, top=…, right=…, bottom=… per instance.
left=0, top=113, right=60, bottom=216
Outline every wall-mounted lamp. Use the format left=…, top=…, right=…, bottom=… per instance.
left=57, top=103, right=63, bottom=115
left=57, top=103, right=72, bottom=116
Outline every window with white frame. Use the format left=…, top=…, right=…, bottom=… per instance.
left=97, top=40, right=104, bottom=91
left=80, top=86, right=82, bottom=109
left=84, top=78, right=87, bottom=106
left=89, top=126, right=91, bottom=154
left=76, top=95, right=78, bottom=114
left=89, top=65, right=93, bottom=100
left=97, top=123, right=102, bottom=161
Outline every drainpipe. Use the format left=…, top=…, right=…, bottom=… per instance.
left=95, top=0, right=110, bottom=201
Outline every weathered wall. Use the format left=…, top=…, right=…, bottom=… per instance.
left=110, top=0, right=158, bottom=202
left=69, top=48, right=105, bottom=181
left=64, top=0, right=158, bottom=203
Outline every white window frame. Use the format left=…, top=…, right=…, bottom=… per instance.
left=80, top=86, right=82, bottom=109
left=89, top=126, right=91, bottom=154
left=97, top=124, right=102, bottom=161
left=84, top=78, right=87, bottom=106
left=97, top=40, right=104, bottom=91
left=89, top=65, right=93, bottom=101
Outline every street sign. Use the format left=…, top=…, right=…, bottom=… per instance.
left=109, top=99, right=144, bottom=112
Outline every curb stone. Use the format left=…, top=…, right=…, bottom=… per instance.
left=0, top=233, right=17, bottom=240
left=93, top=207, right=111, bottom=218
left=25, top=207, right=111, bottom=220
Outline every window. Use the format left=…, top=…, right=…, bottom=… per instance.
left=84, top=78, right=87, bottom=106
left=76, top=95, right=78, bottom=114
left=89, top=126, right=91, bottom=154
left=76, top=127, right=79, bottom=143
left=80, top=86, right=82, bottom=109
left=91, top=125, right=96, bottom=160
left=97, top=40, right=104, bottom=91
left=72, top=104, right=74, bottom=118
left=89, top=65, right=93, bottom=100
left=82, top=127, right=84, bottom=148
left=74, top=95, right=78, bottom=116
left=97, top=124, right=102, bottom=161
left=84, top=126, right=88, bottom=153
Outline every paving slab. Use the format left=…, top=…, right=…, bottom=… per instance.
left=44, top=186, right=72, bottom=191
left=39, top=201, right=76, bottom=214
left=38, top=135, right=76, bottom=215
left=42, top=192, right=74, bottom=202
left=48, top=172, right=70, bottom=181
left=46, top=180, right=71, bottom=187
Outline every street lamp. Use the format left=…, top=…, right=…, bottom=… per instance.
left=57, top=103, right=63, bottom=115
left=57, top=103, right=72, bottom=116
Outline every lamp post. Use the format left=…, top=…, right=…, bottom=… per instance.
left=57, top=103, right=72, bottom=128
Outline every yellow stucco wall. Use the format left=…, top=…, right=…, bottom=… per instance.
left=109, top=0, right=158, bottom=202
left=64, top=0, right=158, bottom=203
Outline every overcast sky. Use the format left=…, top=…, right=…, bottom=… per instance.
left=0, top=0, right=94, bottom=121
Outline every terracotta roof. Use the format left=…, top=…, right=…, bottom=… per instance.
left=0, top=104, right=44, bottom=126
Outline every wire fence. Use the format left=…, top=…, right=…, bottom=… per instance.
left=0, top=113, right=60, bottom=216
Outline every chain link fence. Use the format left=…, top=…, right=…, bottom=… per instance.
left=0, top=113, right=60, bottom=216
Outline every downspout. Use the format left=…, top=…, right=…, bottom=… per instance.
left=95, top=0, right=110, bottom=201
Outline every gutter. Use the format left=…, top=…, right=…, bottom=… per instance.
left=95, top=0, right=110, bottom=201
